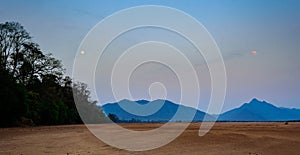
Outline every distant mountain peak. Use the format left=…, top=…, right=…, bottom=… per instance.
left=117, top=99, right=171, bottom=105
left=249, top=98, right=260, bottom=103
left=219, top=98, right=300, bottom=122
left=248, top=98, right=270, bottom=105
left=102, top=99, right=215, bottom=122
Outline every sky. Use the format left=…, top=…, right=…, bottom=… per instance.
left=1, top=0, right=300, bottom=113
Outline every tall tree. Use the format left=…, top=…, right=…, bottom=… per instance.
left=0, top=21, right=107, bottom=127
left=0, top=22, right=64, bottom=85
left=0, top=22, right=31, bottom=75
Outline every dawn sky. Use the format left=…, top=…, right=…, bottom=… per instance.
left=1, top=0, right=300, bottom=112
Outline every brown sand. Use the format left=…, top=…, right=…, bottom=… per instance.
left=0, top=122, right=299, bottom=155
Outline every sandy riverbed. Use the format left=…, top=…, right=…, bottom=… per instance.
left=0, top=122, right=299, bottom=155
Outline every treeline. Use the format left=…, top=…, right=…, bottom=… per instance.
left=107, top=113, right=175, bottom=123
left=107, top=113, right=144, bottom=123
left=0, top=21, right=106, bottom=127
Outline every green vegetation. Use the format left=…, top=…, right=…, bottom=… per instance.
left=0, top=21, right=106, bottom=127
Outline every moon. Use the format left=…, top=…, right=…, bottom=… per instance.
left=251, top=50, right=257, bottom=55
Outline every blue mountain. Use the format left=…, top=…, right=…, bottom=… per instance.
left=102, top=99, right=214, bottom=122
left=218, top=98, right=300, bottom=121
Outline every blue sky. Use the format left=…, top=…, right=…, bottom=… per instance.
left=1, top=0, right=300, bottom=112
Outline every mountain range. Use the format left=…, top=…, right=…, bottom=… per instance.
left=101, top=98, right=300, bottom=122
left=218, top=98, right=300, bottom=121
left=102, top=99, right=215, bottom=122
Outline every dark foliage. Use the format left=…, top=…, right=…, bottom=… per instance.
left=0, top=21, right=106, bottom=127
left=107, top=113, right=120, bottom=123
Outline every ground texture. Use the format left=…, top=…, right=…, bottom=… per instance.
left=0, top=122, right=299, bottom=155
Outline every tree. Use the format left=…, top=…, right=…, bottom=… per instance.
left=0, top=22, right=64, bottom=85
left=0, top=21, right=108, bottom=127
left=73, top=82, right=108, bottom=124
left=0, top=22, right=31, bottom=74
left=107, top=113, right=120, bottom=123
left=0, top=70, right=26, bottom=126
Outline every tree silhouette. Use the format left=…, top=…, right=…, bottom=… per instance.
left=0, top=69, right=26, bottom=126
left=108, top=113, right=120, bottom=123
left=73, top=82, right=108, bottom=124
left=0, top=22, right=31, bottom=74
left=0, top=21, right=107, bottom=127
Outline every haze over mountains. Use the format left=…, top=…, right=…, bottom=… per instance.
left=102, top=98, right=300, bottom=122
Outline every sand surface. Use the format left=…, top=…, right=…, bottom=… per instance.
left=0, top=122, right=299, bottom=155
